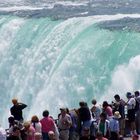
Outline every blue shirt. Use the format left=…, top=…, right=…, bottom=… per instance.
left=109, top=118, right=119, bottom=132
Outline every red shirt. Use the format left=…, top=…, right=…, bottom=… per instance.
left=40, top=117, right=55, bottom=133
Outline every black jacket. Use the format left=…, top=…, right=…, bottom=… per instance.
left=10, top=103, right=27, bottom=121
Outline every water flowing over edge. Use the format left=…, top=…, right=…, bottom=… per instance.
left=0, top=12, right=140, bottom=128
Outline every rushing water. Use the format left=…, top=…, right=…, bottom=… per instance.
left=0, top=0, right=140, bottom=128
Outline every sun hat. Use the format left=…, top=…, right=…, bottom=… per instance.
left=114, top=111, right=121, bottom=119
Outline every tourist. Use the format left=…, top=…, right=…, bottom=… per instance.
left=91, top=99, right=101, bottom=124
left=48, top=131, right=56, bottom=140
left=23, top=121, right=35, bottom=140
left=98, top=112, right=110, bottom=139
left=109, top=111, right=121, bottom=140
left=31, top=115, right=42, bottom=140
left=78, top=101, right=91, bottom=138
left=113, top=94, right=125, bottom=136
left=102, top=101, right=113, bottom=120
left=10, top=98, right=27, bottom=122
left=7, top=116, right=23, bottom=140
left=134, top=91, right=140, bottom=134
left=57, top=107, right=72, bottom=140
left=95, top=131, right=108, bottom=140
left=69, top=109, right=80, bottom=140
left=40, top=110, right=55, bottom=140
left=126, top=92, right=137, bottom=136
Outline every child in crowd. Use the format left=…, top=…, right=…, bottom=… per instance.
left=98, top=113, right=110, bottom=139
left=109, top=111, right=121, bottom=140
left=48, top=131, right=56, bottom=140
left=95, top=131, right=108, bottom=140
left=31, top=115, right=42, bottom=140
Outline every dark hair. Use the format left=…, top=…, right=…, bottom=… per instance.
left=31, top=115, right=39, bottom=123
left=100, top=112, right=107, bottom=119
left=134, top=91, right=139, bottom=96
left=126, top=92, right=132, bottom=98
left=65, top=108, right=69, bottom=114
left=102, top=101, right=109, bottom=107
left=114, top=94, right=120, bottom=100
left=8, top=116, right=15, bottom=123
left=96, top=131, right=103, bottom=137
left=92, top=99, right=97, bottom=105
left=79, top=101, right=86, bottom=107
left=43, top=110, right=49, bottom=117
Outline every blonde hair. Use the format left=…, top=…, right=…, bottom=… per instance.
left=48, top=131, right=55, bottom=139
left=23, top=121, right=31, bottom=128
left=12, top=98, right=18, bottom=105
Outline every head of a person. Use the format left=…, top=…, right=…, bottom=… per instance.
left=60, top=108, right=66, bottom=115
left=92, top=99, right=97, bottom=105
left=126, top=92, right=132, bottom=99
left=100, top=112, right=107, bottom=121
left=23, top=121, right=30, bottom=130
left=12, top=98, right=18, bottom=105
left=79, top=101, right=86, bottom=107
left=48, top=131, right=55, bottom=140
left=114, top=111, right=121, bottom=119
left=31, top=115, right=39, bottom=123
left=102, top=101, right=109, bottom=108
left=8, top=116, right=15, bottom=124
left=114, top=94, right=120, bottom=101
left=42, top=110, right=49, bottom=117
left=96, top=131, right=103, bottom=140
left=134, top=91, right=140, bottom=97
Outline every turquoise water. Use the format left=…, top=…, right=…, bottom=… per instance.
left=1, top=11, right=140, bottom=127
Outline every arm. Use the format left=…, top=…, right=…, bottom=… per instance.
left=18, top=103, right=27, bottom=109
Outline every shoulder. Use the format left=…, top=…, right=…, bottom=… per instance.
left=120, top=99, right=125, bottom=105
left=105, top=120, right=110, bottom=126
left=10, top=106, right=15, bottom=109
left=130, top=98, right=136, bottom=102
left=35, top=122, right=42, bottom=128
left=29, top=126, right=35, bottom=132
left=66, top=114, right=71, bottom=119
left=136, top=96, right=140, bottom=102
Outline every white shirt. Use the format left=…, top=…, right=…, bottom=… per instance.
left=127, top=98, right=136, bottom=110
left=58, top=114, right=72, bottom=130
left=32, top=122, right=42, bottom=133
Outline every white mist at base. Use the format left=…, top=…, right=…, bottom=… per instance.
left=99, top=55, right=140, bottom=103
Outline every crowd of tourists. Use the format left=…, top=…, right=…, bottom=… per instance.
left=0, top=91, right=140, bottom=140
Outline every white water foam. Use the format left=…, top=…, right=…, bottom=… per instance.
left=0, top=18, right=25, bottom=52
left=99, top=55, right=140, bottom=103
left=25, top=14, right=140, bottom=119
